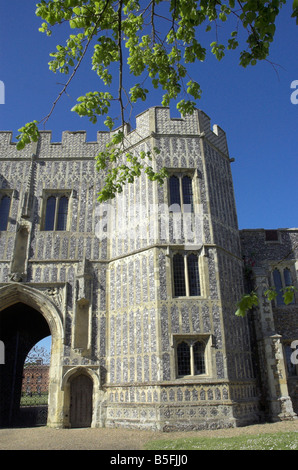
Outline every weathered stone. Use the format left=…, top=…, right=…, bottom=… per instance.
left=0, top=107, right=296, bottom=430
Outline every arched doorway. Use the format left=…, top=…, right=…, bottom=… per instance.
left=0, top=302, right=51, bottom=426
left=0, top=284, right=65, bottom=428
left=62, top=367, right=101, bottom=428
left=69, top=374, right=93, bottom=428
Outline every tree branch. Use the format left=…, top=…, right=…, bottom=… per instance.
left=117, top=0, right=125, bottom=127
left=40, top=0, right=111, bottom=128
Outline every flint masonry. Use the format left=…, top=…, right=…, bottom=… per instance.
left=0, top=107, right=297, bottom=429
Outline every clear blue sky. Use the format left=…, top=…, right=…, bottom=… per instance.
left=0, top=0, right=297, bottom=231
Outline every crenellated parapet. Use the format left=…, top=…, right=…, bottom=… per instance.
left=0, top=106, right=228, bottom=159
left=135, top=107, right=229, bottom=156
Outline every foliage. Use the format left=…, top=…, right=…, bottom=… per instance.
left=237, top=243, right=298, bottom=317
left=282, top=285, right=297, bottom=304
left=94, top=130, right=168, bottom=201
left=145, top=431, right=298, bottom=450
left=235, top=285, right=297, bottom=317
left=16, top=121, right=39, bottom=150
left=235, top=291, right=258, bottom=317
left=16, top=0, right=298, bottom=200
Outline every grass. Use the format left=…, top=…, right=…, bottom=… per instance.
left=145, top=431, right=298, bottom=450
left=20, top=393, right=48, bottom=406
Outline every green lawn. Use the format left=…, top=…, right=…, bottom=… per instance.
left=20, top=393, right=48, bottom=406
left=145, top=431, right=298, bottom=450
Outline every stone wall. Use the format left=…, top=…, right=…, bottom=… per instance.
left=240, top=228, right=298, bottom=418
left=0, top=107, right=268, bottom=429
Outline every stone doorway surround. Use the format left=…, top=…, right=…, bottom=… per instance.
left=0, top=283, right=64, bottom=427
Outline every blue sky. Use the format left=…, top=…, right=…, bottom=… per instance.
left=1, top=2, right=297, bottom=355
left=0, top=0, right=297, bottom=234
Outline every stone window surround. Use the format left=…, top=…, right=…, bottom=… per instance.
left=171, top=249, right=203, bottom=298
left=270, top=262, right=297, bottom=306
left=0, top=189, right=13, bottom=231
left=172, top=333, right=213, bottom=379
left=166, top=169, right=199, bottom=212
left=40, top=189, right=74, bottom=232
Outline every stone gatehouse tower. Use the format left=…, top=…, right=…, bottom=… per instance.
left=0, top=107, right=297, bottom=429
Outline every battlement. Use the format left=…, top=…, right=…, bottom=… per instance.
left=135, top=107, right=228, bottom=155
left=0, top=106, right=229, bottom=158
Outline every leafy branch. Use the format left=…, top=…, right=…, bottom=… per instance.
left=235, top=286, right=297, bottom=317
left=235, top=291, right=258, bottom=318
left=15, top=0, right=298, bottom=201
left=95, top=130, right=168, bottom=202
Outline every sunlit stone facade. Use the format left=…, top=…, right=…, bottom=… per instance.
left=0, top=107, right=296, bottom=429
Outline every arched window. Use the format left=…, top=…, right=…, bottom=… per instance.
left=193, top=341, right=206, bottom=375
left=0, top=195, right=11, bottom=230
left=284, top=268, right=293, bottom=287
left=169, top=174, right=194, bottom=211
left=176, top=339, right=207, bottom=377
left=44, top=196, right=56, bottom=231
left=177, top=342, right=191, bottom=376
left=173, top=253, right=186, bottom=296
left=44, top=195, right=69, bottom=231
left=182, top=176, right=194, bottom=212
left=57, top=196, right=69, bottom=231
left=273, top=267, right=295, bottom=305
left=187, top=253, right=201, bottom=296
left=169, top=175, right=180, bottom=207
left=173, top=252, right=201, bottom=297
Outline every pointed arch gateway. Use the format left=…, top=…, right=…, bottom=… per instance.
left=0, top=283, right=65, bottom=428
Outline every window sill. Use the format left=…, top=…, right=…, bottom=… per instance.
left=173, top=295, right=205, bottom=300
left=175, top=375, right=210, bottom=382
left=40, top=230, right=69, bottom=233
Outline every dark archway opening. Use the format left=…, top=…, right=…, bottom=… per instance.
left=0, top=302, right=51, bottom=427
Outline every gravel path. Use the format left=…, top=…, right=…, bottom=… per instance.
left=0, top=420, right=297, bottom=450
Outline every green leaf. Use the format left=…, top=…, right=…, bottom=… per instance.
left=210, top=41, right=225, bottom=61
left=235, top=292, right=258, bottom=317
left=283, top=286, right=296, bottom=305
left=264, top=287, right=278, bottom=301
left=235, top=308, right=247, bottom=318
left=129, top=84, right=148, bottom=103
left=292, top=0, right=298, bottom=23
left=104, top=116, right=114, bottom=131
left=71, top=91, right=113, bottom=123
left=16, top=121, right=40, bottom=150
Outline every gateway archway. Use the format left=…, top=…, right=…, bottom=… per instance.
left=0, top=302, right=51, bottom=426
left=0, top=284, right=64, bottom=428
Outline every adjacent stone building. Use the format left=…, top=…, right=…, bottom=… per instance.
left=0, top=107, right=297, bottom=429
